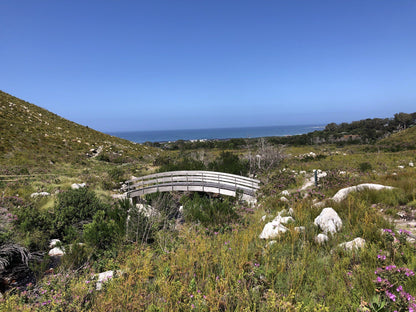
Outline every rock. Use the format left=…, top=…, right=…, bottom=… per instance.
left=71, top=183, right=86, bottom=190
left=398, top=165, right=405, bottom=169
left=338, top=237, right=366, bottom=250
left=294, top=226, right=305, bottom=233
left=313, top=201, right=326, bottom=208
left=272, top=215, right=294, bottom=224
left=315, top=233, right=329, bottom=244
left=332, top=184, right=394, bottom=203
left=266, top=240, right=277, bottom=247
left=259, top=212, right=294, bottom=239
left=280, top=196, right=289, bottom=202
left=259, top=222, right=288, bottom=239
left=96, top=270, right=114, bottom=290
left=49, top=239, right=61, bottom=248
left=261, top=215, right=267, bottom=222
left=397, top=211, right=406, bottom=218
left=409, top=162, right=414, bottom=167
left=48, top=247, right=65, bottom=257
left=30, top=192, right=50, bottom=198
left=136, top=203, right=159, bottom=218
left=96, top=270, right=123, bottom=290
left=281, top=190, right=290, bottom=196
left=288, top=208, right=294, bottom=216
left=314, top=208, right=342, bottom=234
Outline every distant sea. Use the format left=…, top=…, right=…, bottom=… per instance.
left=109, top=124, right=325, bottom=143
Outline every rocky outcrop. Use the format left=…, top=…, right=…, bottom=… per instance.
left=314, top=208, right=342, bottom=234
left=332, top=184, right=394, bottom=202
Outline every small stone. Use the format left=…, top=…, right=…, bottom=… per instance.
left=49, top=239, right=61, bottom=248
left=294, top=226, right=305, bottom=232
left=338, top=237, right=366, bottom=250
left=280, top=196, right=289, bottom=202
left=315, top=233, right=329, bottom=244
left=30, top=192, right=50, bottom=198
left=281, top=190, right=290, bottom=196
left=48, top=247, right=65, bottom=257
left=71, top=183, right=86, bottom=190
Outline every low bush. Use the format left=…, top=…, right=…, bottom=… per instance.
left=53, top=188, right=108, bottom=242
left=181, top=194, right=239, bottom=230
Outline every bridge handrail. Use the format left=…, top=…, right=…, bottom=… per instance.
left=126, top=170, right=260, bottom=184
left=127, top=170, right=259, bottom=191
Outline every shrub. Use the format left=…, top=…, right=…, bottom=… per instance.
left=181, top=194, right=239, bottom=230
left=53, top=188, right=107, bottom=241
left=359, top=162, right=372, bottom=172
left=208, top=151, right=248, bottom=176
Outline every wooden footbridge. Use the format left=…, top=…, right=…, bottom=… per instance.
left=126, top=171, right=260, bottom=202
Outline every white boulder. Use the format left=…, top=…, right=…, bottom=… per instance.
left=71, top=183, right=86, bottom=190
left=331, top=184, right=394, bottom=203
left=294, top=226, right=305, bottom=233
left=315, top=233, right=329, bottom=244
left=272, top=215, right=294, bottom=224
left=338, top=237, right=366, bottom=251
left=409, top=162, right=414, bottom=167
left=281, top=190, right=290, bottom=196
left=259, top=222, right=288, bottom=239
left=30, top=192, right=50, bottom=198
left=314, top=208, right=342, bottom=234
left=48, top=247, right=65, bottom=257
left=49, top=239, right=61, bottom=248
left=136, top=203, right=159, bottom=218
left=96, top=270, right=114, bottom=290
left=280, top=196, right=289, bottom=202
left=398, top=165, right=405, bottom=169
left=259, top=212, right=294, bottom=239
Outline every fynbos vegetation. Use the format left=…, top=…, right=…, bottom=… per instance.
left=1, top=92, right=415, bottom=311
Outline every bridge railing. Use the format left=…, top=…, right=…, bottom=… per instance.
left=126, top=170, right=260, bottom=197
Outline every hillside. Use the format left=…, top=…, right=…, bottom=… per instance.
left=0, top=90, right=155, bottom=171
left=377, top=125, right=416, bottom=151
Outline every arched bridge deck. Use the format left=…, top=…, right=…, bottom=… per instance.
left=126, top=170, right=260, bottom=202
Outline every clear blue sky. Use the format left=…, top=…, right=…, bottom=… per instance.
left=1, top=0, right=415, bottom=132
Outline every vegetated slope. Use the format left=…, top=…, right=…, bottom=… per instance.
left=0, top=90, right=153, bottom=169
left=377, top=125, right=416, bottom=151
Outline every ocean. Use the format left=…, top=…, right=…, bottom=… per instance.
left=109, top=124, right=325, bottom=143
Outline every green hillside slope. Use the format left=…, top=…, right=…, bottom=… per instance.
left=377, top=126, right=416, bottom=151
left=0, top=90, right=154, bottom=170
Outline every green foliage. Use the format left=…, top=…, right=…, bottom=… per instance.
left=181, top=194, right=239, bottom=230
left=83, top=210, right=122, bottom=250
left=208, top=151, right=248, bottom=176
left=11, top=200, right=53, bottom=250
left=53, top=188, right=107, bottom=241
left=359, top=162, right=373, bottom=172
